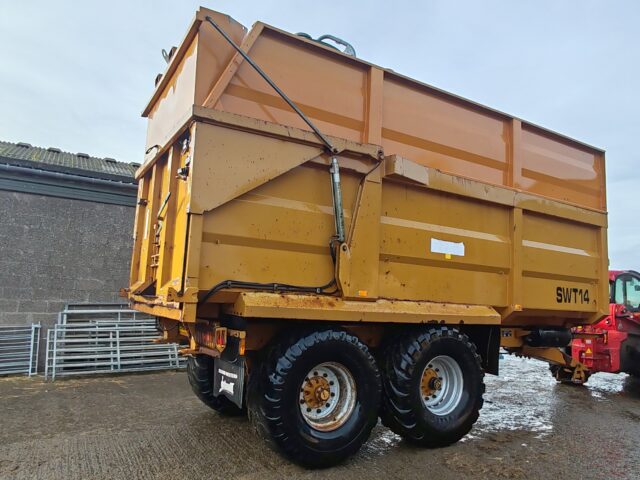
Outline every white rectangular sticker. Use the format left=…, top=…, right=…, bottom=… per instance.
left=430, top=238, right=465, bottom=257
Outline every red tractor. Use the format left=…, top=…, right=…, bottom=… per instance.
left=556, top=270, right=640, bottom=382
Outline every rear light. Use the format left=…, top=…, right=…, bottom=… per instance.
left=193, top=323, right=244, bottom=355
left=194, top=322, right=219, bottom=350
left=215, top=327, right=228, bottom=351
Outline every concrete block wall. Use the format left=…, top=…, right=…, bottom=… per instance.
left=0, top=190, right=135, bottom=369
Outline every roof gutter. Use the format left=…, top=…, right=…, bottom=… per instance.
left=0, top=155, right=136, bottom=184
left=0, top=163, right=137, bottom=207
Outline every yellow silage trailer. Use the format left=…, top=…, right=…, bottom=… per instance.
left=125, top=8, right=608, bottom=467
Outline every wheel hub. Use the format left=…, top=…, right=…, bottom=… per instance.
left=421, top=367, right=441, bottom=397
left=298, top=362, right=356, bottom=432
left=430, top=377, right=443, bottom=391
left=420, top=355, right=464, bottom=416
left=301, top=376, right=331, bottom=409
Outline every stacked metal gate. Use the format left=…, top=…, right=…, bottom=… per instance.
left=45, top=304, right=185, bottom=380
left=0, top=324, right=40, bottom=376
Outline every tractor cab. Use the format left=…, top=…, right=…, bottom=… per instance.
left=609, top=270, right=640, bottom=330
left=570, top=270, right=640, bottom=377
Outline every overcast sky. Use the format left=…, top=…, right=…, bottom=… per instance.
left=1, top=1, right=638, bottom=268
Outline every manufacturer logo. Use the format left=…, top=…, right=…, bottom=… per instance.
left=219, top=377, right=235, bottom=395
left=217, top=368, right=237, bottom=395
left=213, top=359, right=244, bottom=408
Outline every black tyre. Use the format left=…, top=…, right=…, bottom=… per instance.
left=247, top=329, right=381, bottom=468
left=187, top=355, right=245, bottom=415
left=380, top=327, right=484, bottom=447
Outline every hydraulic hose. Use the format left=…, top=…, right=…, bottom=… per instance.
left=204, top=16, right=337, bottom=154
left=196, top=17, right=350, bottom=305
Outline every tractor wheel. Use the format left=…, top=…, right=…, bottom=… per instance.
left=187, top=355, right=245, bottom=415
left=247, top=329, right=381, bottom=468
left=549, top=364, right=591, bottom=384
left=380, top=327, right=485, bottom=447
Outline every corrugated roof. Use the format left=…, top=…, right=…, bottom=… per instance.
left=0, top=140, right=139, bottom=183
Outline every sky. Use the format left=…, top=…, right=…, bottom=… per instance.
left=0, top=1, right=638, bottom=268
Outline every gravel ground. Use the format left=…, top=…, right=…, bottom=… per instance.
left=1, top=355, right=639, bottom=480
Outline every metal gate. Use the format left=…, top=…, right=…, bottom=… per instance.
left=45, top=304, right=184, bottom=380
left=0, top=324, right=40, bottom=376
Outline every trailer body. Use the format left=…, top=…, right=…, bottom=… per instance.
left=130, top=8, right=607, bottom=330
left=125, top=8, right=609, bottom=467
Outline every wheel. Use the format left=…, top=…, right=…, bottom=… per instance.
left=380, top=327, right=485, bottom=447
left=549, top=364, right=590, bottom=384
left=247, top=329, right=381, bottom=468
left=187, top=355, right=245, bottom=415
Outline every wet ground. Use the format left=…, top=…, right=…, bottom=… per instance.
left=1, top=355, right=639, bottom=480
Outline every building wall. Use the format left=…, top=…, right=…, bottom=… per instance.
left=0, top=190, right=134, bottom=364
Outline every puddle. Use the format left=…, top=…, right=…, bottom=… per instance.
left=477, top=355, right=638, bottom=439
left=360, top=427, right=402, bottom=457
left=476, top=355, right=558, bottom=438
left=586, top=371, right=630, bottom=399
left=364, top=353, right=638, bottom=455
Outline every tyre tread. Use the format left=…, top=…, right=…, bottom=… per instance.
left=380, top=327, right=485, bottom=447
left=247, top=329, right=380, bottom=468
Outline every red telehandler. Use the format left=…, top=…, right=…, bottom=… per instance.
left=552, top=270, right=640, bottom=383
